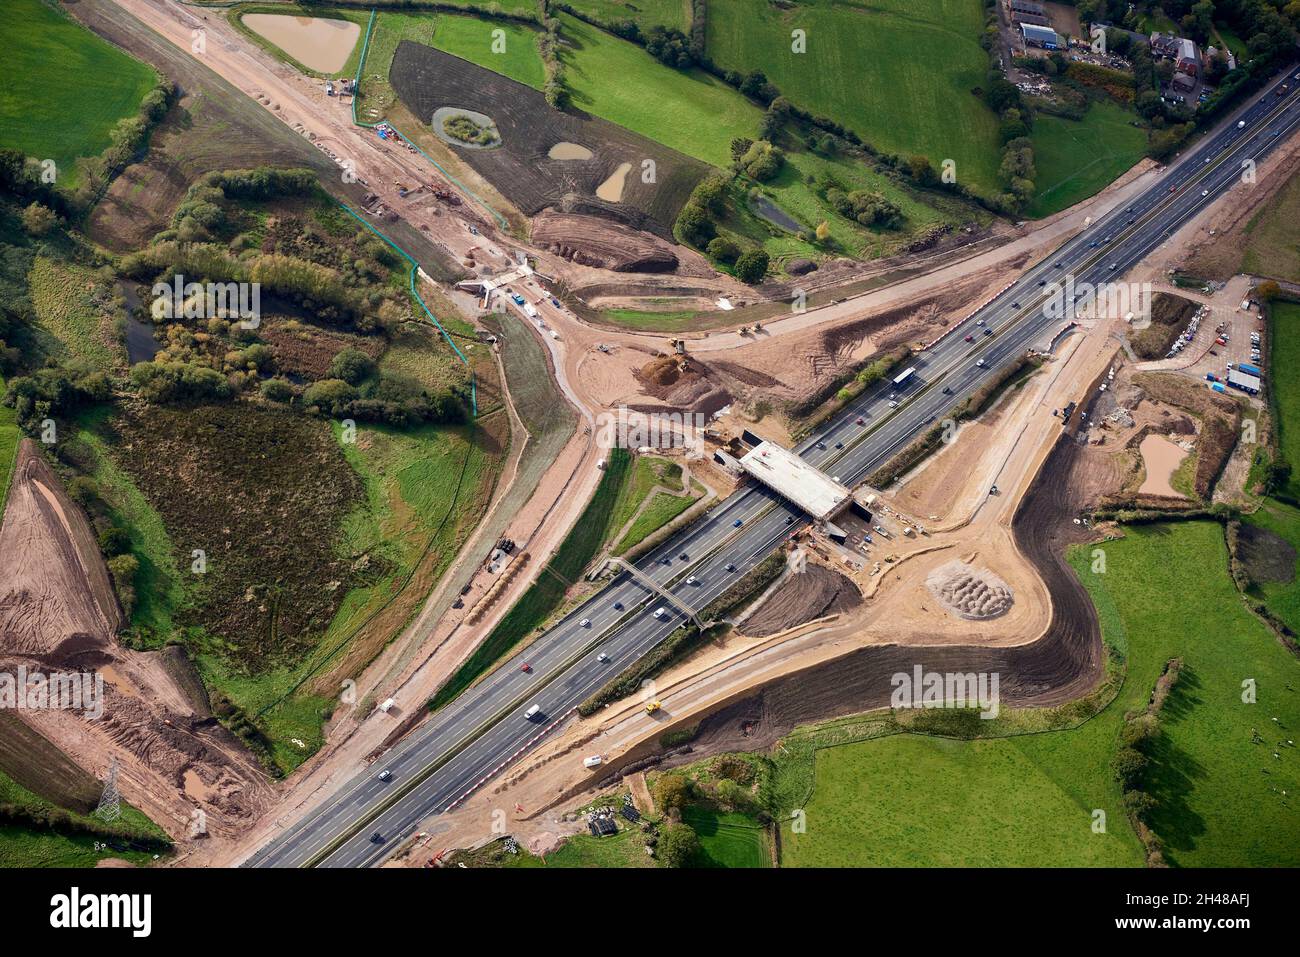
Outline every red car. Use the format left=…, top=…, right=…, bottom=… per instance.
left=521, top=663, right=532, bottom=673
left=856, top=417, right=865, bottom=425
left=965, top=334, right=975, bottom=342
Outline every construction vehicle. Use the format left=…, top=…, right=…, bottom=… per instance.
left=645, top=700, right=662, bottom=714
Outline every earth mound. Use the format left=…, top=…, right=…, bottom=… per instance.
left=926, top=561, right=1014, bottom=621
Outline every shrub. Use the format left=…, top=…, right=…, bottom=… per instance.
left=260, top=378, right=296, bottom=403
left=328, top=348, right=377, bottom=385
left=706, top=237, right=741, bottom=264
left=652, top=772, right=692, bottom=811
left=734, top=249, right=770, bottom=284
left=657, top=822, right=699, bottom=867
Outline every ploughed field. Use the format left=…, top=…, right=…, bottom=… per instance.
left=388, top=41, right=707, bottom=238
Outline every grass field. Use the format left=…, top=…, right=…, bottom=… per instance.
left=28, top=257, right=120, bottom=371
left=781, top=522, right=1300, bottom=867
left=564, top=0, right=688, bottom=31
left=602, top=454, right=702, bottom=554
left=558, top=13, right=762, bottom=167
left=682, top=805, right=771, bottom=867
left=1026, top=99, right=1148, bottom=218
left=1269, top=301, right=1300, bottom=496
left=704, top=0, right=1001, bottom=191
left=433, top=13, right=545, bottom=89
left=0, top=0, right=157, bottom=189
left=720, top=146, right=970, bottom=264
left=1238, top=180, right=1300, bottom=283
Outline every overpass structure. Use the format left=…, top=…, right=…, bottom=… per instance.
left=739, top=440, right=853, bottom=521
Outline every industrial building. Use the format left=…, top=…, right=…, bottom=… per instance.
left=739, top=441, right=851, bottom=521
left=1021, top=23, right=1061, bottom=49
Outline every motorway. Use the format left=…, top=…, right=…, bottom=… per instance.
left=247, top=69, right=1300, bottom=868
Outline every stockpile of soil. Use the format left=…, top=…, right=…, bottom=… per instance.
left=634, top=355, right=733, bottom=416
left=532, top=211, right=679, bottom=272
left=926, top=562, right=1014, bottom=620
left=743, top=565, right=862, bottom=637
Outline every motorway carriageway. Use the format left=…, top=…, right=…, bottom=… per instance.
left=247, top=69, right=1300, bottom=868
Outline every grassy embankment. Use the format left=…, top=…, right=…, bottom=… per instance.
left=430, top=446, right=635, bottom=709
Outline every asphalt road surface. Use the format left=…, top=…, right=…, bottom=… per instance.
left=246, top=68, right=1300, bottom=868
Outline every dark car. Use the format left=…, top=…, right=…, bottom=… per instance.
left=370, top=832, right=385, bottom=844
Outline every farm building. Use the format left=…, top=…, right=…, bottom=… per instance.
left=1021, top=23, right=1061, bottom=49
left=1009, top=0, right=1046, bottom=19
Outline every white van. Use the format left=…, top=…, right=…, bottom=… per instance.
left=524, top=704, right=541, bottom=721
left=583, top=755, right=603, bottom=769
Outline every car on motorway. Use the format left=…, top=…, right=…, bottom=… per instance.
left=856, top=416, right=865, bottom=424
left=520, top=662, right=532, bottom=673
left=370, top=832, right=385, bottom=844
left=524, top=704, right=542, bottom=721
left=834, top=441, right=843, bottom=449
left=679, top=552, right=689, bottom=560
left=724, top=562, right=736, bottom=572
left=976, top=359, right=986, bottom=367
left=613, top=601, right=623, bottom=610
left=733, top=519, right=743, bottom=527
left=377, top=769, right=392, bottom=782
left=1202, top=189, right=1209, bottom=196
left=652, top=607, right=667, bottom=619
left=686, top=575, right=698, bottom=585
left=983, top=328, right=993, bottom=336
left=597, top=652, right=609, bottom=663
left=580, top=618, right=591, bottom=628
left=888, top=400, right=898, bottom=408
left=965, top=334, right=975, bottom=342
left=785, top=516, right=795, bottom=525
left=815, top=441, right=826, bottom=450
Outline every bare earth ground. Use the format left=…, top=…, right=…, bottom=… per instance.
left=0, top=441, right=274, bottom=843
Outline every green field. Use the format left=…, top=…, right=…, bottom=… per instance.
left=1270, top=301, right=1300, bottom=497
left=1238, top=180, right=1300, bottom=283
left=0, top=0, right=157, bottom=188
left=28, top=257, right=119, bottom=372
left=781, top=522, right=1300, bottom=867
left=564, top=0, right=688, bottom=31
left=433, top=14, right=545, bottom=89
left=720, top=146, right=969, bottom=264
left=0, top=767, right=167, bottom=869
left=559, top=13, right=762, bottom=167
left=704, top=0, right=1001, bottom=191
left=1026, top=99, right=1148, bottom=218
left=682, top=805, right=771, bottom=867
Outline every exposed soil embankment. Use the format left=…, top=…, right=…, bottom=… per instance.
left=742, top=566, right=861, bottom=637
left=651, top=432, right=1104, bottom=760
